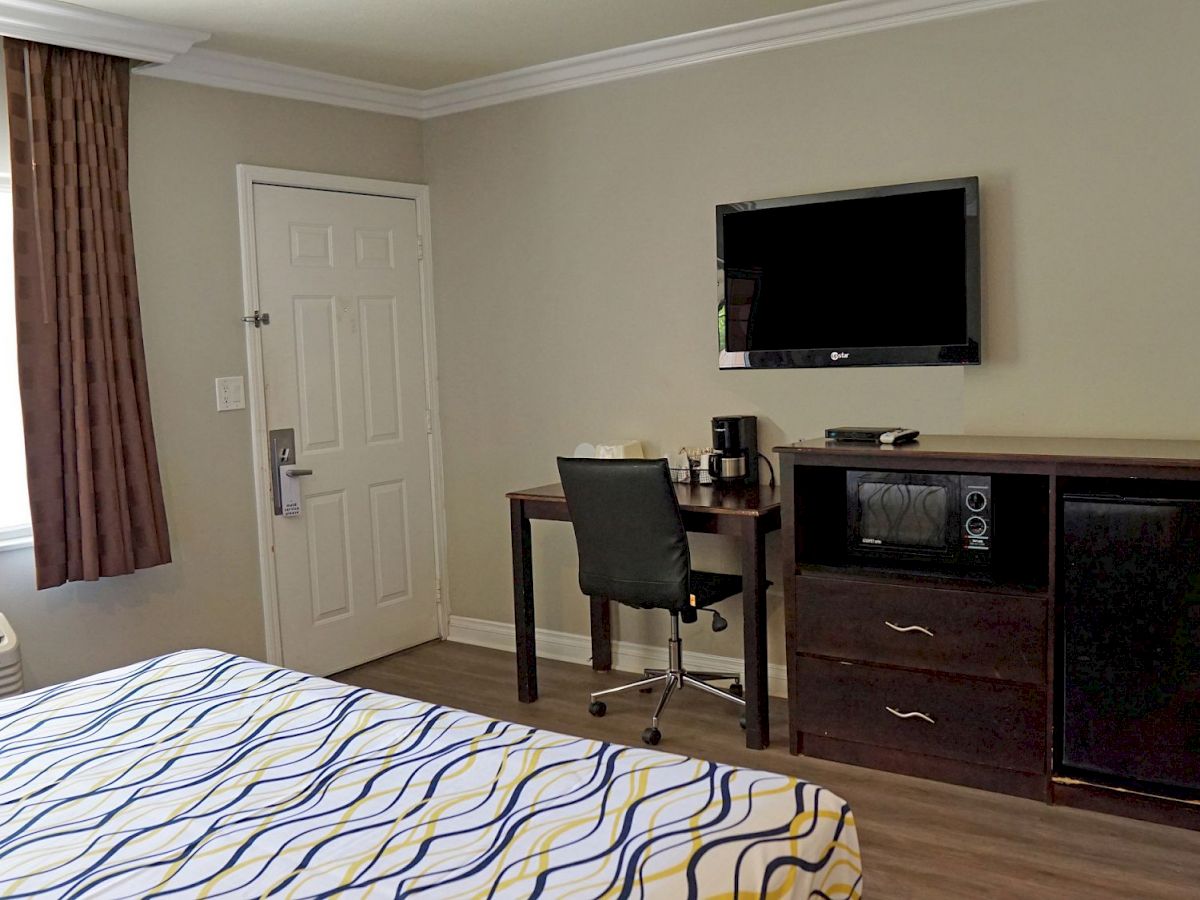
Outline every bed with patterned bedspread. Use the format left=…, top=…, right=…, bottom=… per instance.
left=0, top=649, right=862, bottom=898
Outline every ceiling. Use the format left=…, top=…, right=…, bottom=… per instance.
left=69, top=0, right=841, bottom=89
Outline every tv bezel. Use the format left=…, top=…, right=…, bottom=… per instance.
left=715, top=176, right=982, bottom=370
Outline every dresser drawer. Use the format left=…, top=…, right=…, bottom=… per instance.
left=796, top=576, right=1046, bottom=683
left=796, top=657, right=1046, bottom=772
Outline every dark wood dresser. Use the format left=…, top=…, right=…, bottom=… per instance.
left=776, top=435, right=1200, bottom=829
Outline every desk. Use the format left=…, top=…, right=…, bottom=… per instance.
left=506, top=481, right=781, bottom=750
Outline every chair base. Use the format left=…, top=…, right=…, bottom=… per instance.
left=588, top=612, right=745, bottom=742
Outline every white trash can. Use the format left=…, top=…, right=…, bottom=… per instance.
left=0, top=612, right=22, bottom=697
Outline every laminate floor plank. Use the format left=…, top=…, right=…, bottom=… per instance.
left=335, top=641, right=1200, bottom=898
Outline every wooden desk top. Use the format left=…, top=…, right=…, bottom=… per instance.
left=507, top=481, right=781, bottom=517
left=776, top=434, right=1200, bottom=469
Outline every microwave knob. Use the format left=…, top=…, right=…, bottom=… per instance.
left=965, top=515, right=988, bottom=537
left=965, top=490, right=988, bottom=513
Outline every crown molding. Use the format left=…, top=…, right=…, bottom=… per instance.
left=420, top=0, right=1045, bottom=116
left=0, top=0, right=208, bottom=63
left=135, top=0, right=1046, bottom=119
left=138, top=48, right=425, bottom=118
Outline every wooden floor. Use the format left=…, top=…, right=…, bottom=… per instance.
left=336, top=640, right=1200, bottom=899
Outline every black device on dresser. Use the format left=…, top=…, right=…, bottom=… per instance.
left=846, top=471, right=992, bottom=571
left=710, top=416, right=758, bottom=485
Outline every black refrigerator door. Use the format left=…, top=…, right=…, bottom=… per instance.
left=1061, top=496, right=1200, bottom=795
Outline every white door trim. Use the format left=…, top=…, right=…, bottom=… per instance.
left=236, top=165, right=449, bottom=666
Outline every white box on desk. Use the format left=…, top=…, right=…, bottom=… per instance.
left=594, top=441, right=644, bottom=459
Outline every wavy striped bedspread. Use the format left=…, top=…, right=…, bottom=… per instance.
left=0, top=649, right=862, bottom=899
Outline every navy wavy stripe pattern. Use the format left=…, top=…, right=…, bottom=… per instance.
left=0, top=650, right=862, bottom=898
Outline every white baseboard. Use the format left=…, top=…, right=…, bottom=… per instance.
left=447, top=615, right=787, bottom=698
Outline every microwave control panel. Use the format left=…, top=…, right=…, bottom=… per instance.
left=962, top=477, right=992, bottom=552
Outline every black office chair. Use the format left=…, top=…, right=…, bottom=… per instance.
left=557, top=457, right=746, bottom=745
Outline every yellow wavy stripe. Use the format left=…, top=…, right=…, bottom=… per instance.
left=211, top=708, right=423, bottom=899
left=0, top=652, right=865, bottom=899
left=330, top=728, right=546, bottom=888
left=276, top=725, right=565, bottom=896
left=487, top=742, right=615, bottom=892
left=392, top=738, right=543, bottom=877
left=637, top=777, right=801, bottom=898
left=700, top=793, right=862, bottom=900
left=4, top=659, right=257, bottom=893
left=145, top=702, right=401, bottom=895
left=149, top=691, right=359, bottom=894
left=412, top=738, right=574, bottom=883
left=813, top=840, right=864, bottom=898
left=499, top=754, right=672, bottom=896
left=618, top=761, right=714, bottom=898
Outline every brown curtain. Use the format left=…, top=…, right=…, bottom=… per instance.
left=5, top=39, right=170, bottom=589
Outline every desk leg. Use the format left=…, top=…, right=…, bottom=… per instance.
left=590, top=596, right=612, bottom=671
left=510, top=498, right=537, bottom=702
left=741, top=518, right=769, bottom=750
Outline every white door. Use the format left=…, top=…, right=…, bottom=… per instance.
left=252, top=183, right=440, bottom=675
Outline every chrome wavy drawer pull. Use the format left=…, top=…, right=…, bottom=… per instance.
left=886, top=706, right=936, bottom=724
left=884, top=621, right=934, bottom=637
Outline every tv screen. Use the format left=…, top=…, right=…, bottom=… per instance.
left=716, top=177, right=980, bottom=369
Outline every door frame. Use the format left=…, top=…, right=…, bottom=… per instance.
left=235, top=164, right=449, bottom=666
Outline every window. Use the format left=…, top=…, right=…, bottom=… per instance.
left=0, top=175, right=32, bottom=550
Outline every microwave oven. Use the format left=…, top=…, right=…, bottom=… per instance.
left=846, top=470, right=992, bottom=569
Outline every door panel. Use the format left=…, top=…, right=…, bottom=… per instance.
left=1061, top=496, right=1200, bottom=794
left=294, top=295, right=343, bottom=452
left=306, top=490, right=353, bottom=622
left=359, top=296, right=403, bottom=444
left=370, top=479, right=411, bottom=604
left=253, top=183, right=439, bottom=675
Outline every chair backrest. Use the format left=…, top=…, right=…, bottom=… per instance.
left=557, top=457, right=690, bottom=611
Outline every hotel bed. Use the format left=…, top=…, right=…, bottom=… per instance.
left=0, top=649, right=862, bottom=898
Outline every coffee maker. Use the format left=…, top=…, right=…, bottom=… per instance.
left=709, top=415, right=758, bottom=485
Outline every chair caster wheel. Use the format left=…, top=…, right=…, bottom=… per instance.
left=589, top=701, right=606, bottom=718
left=739, top=715, right=747, bottom=730
left=642, top=727, right=662, bottom=746
left=729, top=682, right=744, bottom=698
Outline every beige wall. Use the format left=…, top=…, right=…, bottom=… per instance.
left=423, top=0, right=1200, bottom=667
left=0, top=77, right=424, bottom=689
left=5, top=0, right=1199, bottom=688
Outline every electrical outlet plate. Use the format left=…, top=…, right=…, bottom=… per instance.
left=215, top=376, right=246, bottom=411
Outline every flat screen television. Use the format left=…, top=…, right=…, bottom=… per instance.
left=716, top=177, right=981, bottom=369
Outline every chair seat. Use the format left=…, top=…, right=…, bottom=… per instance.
left=689, top=569, right=746, bottom=608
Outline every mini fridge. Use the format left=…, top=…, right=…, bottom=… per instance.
left=1061, top=493, right=1200, bottom=795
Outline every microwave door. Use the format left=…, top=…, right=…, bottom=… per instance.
left=848, top=471, right=960, bottom=562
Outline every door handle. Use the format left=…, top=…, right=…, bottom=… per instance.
left=884, top=621, right=934, bottom=637
left=886, top=706, right=936, bottom=724
left=285, top=469, right=313, bottom=478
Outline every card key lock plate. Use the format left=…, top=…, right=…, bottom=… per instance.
left=270, top=428, right=298, bottom=516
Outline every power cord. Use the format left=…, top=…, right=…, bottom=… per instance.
left=757, top=452, right=776, bottom=488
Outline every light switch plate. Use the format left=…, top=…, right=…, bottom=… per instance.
left=215, top=376, right=246, bottom=411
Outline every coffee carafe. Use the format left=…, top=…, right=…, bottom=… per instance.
left=708, top=416, right=758, bottom=485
